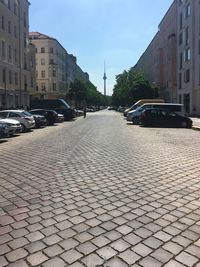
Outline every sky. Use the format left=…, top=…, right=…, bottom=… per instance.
left=29, top=0, right=174, bottom=96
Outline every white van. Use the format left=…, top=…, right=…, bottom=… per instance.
left=127, top=103, right=185, bottom=123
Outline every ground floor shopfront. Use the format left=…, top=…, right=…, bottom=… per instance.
left=0, top=88, right=30, bottom=109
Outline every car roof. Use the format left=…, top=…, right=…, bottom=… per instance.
left=30, top=109, right=53, bottom=112
left=0, top=109, right=26, bottom=112
left=141, top=103, right=183, bottom=106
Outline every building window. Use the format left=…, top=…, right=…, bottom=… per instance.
left=15, top=73, right=18, bottom=85
left=179, top=94, right=182, bottom=104
left=30, top=56, right=34, bottom=67
left=31, top=77, right=34, bottom=87
left=24, top=76, right=27, bottom=91
left=23, top=12, right=26, bottom=28
left=53, top=83, right=56, bottom=91
left=41, top=70, right=45, bottom=78
left=184, top=69, right=190, bottom=82
left=24, top=33, right=26, bottom=48
left=179, top=53, right=183, bottom=69
left=2, top=69, right=6, bottom=83
left=14, top=48, right=17, bottom=62
left=179, top=13, right=183, bottom=30
left=41, top=83, right=46, bottom=91
left=50, top=48, right=54, bottom=53
left=8, top=0, right=11, bottom=9
left=185, top=48, right=191, bottom=61
left=14, top=26, right=17, bottom=38
left=8, top=21, right=11, bottom=34
left=1, top=16, right=5, bottom=30
left=185, top=27, right=189, bottom=45
left=179, top=73, right=182, bottom=89
left=53, top=70, right=56, bottom=77
left=35, top=47, right=37, bottom=53
left=49, top=59, right=54, bottom=65
left=1, top=41, right=5, bottom=58
left=24, top=53, right=27, bottom=69
left=179, top=32, right=183, bottom=45
left=8, top=45, right=12, bottom=60
left=9, top=71, right=12, bottom=84
left=41, top=47, right=45, bottom=53
left=14, top=3, right=17, bottom=15
left=41, top=58, right=45, bottom=65
left=36, top=84, right=38, bottom=91
left=185, top=3, right=191, bottom=18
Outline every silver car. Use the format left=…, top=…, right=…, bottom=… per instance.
left=0, top=117, right=22, bottom=136
left=0, top=110, right=35, bottom=132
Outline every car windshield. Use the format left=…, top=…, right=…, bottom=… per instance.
left=23, top=111, right=32, bottom=116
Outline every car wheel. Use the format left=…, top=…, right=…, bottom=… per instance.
left=21, top=124, right=26, bottom=132
left=132, top=117, right=137, bottom=124
left=181, top=121, right=187, bottom=128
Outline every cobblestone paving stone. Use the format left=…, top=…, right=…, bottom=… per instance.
left=0, top=110, right=200, bottom=266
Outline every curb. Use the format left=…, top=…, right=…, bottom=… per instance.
left=192, top=126, right=200, bottom=131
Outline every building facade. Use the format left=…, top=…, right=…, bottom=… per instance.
left=177, top=0, right=200, bottom=114
left=134, top=1, right=177, bottom=104
left=0, top=0, right=35, bottom=109
left=29, top=32, right=89, bottom=100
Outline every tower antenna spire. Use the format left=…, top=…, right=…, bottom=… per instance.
left=103, top=61, right=107, bottom=96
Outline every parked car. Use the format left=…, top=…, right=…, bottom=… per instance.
left=127, top=103, right=185, bottom=124
left=32, top=114, right=47, bottom=128
left=56, top=114, right=65, bottom=123
left=0, top=116, right=22, bottom=136
left=0, top=123, right=9, bottom=138
left=30, top=109, right=58, bottom=125
left=74, top=109, right=84, bottom=116
left=140, top=109, right=192, bottom=128
left=0, top=110, right=35, bottom=132
left=124, top=99, right=165, bottom=117
left=30, top=99, right=75, bottom=120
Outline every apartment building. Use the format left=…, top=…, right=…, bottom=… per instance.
left=65, top=53, right=89, bottom=92
left=29, top=32, right=89, bottom=100
left=0, top=0, right=35, bottom=109
left=134, top=1, right=177, bottom=103
left=177, top=0, right=200, bottom=114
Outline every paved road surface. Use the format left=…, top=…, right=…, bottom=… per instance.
left=0, top=110, right=200, bottom=267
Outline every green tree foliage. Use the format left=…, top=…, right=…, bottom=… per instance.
left=112, top=67, right=156, bottom=106
left=67, top=79, right=108, bottom=107
left=67, top=79, right=87, bottom=107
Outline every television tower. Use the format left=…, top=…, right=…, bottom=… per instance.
left=103, top=61, right=107, bottom=96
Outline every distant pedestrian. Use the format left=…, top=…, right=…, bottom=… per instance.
left=83, top=107, right=86, bottom=118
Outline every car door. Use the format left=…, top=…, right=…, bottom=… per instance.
left=8, top=112, right=22, bottom=124
left=0, top=112, right=9, bottom=119
left=165, top=111, right=179, bottom=127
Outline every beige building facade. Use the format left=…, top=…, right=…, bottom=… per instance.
left=177, top=0, right=200, bottom=114
left=134, top=1, right=177, bottom=103
left=29, top=32, right=89, bottom=100
left=0, top=0, right=35, bottom=109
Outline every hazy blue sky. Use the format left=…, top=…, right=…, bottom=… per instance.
left=29, top=0, right=174, bottom=95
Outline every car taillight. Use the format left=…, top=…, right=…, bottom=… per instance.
left=24, top=116, right=31, bottom=121
left=141, top=113, right=146, bottom=117
left=52, top=113, right=56, bottom=117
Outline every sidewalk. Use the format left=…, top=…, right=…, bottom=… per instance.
left=191, top=117, right=200, bottom=130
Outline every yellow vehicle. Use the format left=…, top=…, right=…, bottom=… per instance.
left=124, top=99, right=165, bottom=117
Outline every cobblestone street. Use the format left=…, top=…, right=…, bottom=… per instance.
left=0, top=110, right=200, bottom=267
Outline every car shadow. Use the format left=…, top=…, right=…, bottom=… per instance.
left=0, top=139, right=8, bottom=143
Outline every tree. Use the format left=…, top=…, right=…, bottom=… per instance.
left=67, top=79, right=108, bottom=108
left=112, top=68, right=155, bottom=106
left=67, top=79, right=87, bottom=107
